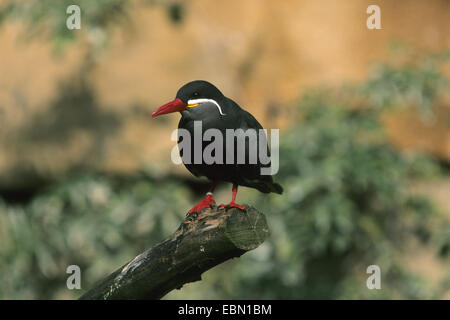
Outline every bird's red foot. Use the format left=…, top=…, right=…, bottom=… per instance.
left=188, top=194, right=216, bottom=214
left=219, top=202, right=246, bottom=211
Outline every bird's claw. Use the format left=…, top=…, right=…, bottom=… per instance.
left=187, top=194, right=216, bottom=216
left=219, top=202, right=246, bottom=212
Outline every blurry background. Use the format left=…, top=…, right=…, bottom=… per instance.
left=0, top=0, right=449, bottom=299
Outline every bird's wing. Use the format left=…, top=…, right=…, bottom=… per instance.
left=239, top=108, right=270, bottom=158
left=234, top=109, right=283, bottom=193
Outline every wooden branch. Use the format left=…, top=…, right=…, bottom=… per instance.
left=79, top=205, right=269, bottom=300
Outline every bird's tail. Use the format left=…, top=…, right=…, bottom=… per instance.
left=243, top=177, right=284, bottom=195
left=256, top=180, right=283, bottom=194
left=270, top=182, right=283, bottom=194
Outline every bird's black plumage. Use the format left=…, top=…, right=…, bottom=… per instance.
left=175, top=80, right=283, bottom=194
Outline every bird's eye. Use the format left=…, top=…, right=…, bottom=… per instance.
left=193, top=92, right=199, bottom=97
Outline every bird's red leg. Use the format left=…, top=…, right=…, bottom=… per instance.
left=219, top=184, right=246, bottom=211
left=188, top=181, right=217, bottom=214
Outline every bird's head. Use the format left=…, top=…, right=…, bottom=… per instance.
left=151, top=80, right=225, bottom=118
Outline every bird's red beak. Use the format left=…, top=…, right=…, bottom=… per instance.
left=151, top=98, right=187, bottom=118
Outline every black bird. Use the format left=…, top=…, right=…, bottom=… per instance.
left=152, top=80, right=283, bottom=214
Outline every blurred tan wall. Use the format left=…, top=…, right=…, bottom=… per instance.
left=0, top=0, right=450, bottom=187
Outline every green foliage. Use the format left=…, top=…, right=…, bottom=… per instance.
left=0, top=175, right=192, bottom=299
left=1, top=0, right=129, bottom=47
left=0, top=0, right=186, bottom=50
left=363, top=54, right=450, bottom=120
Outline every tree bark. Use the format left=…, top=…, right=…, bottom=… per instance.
left=79, top=205, right=269, bottom=300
